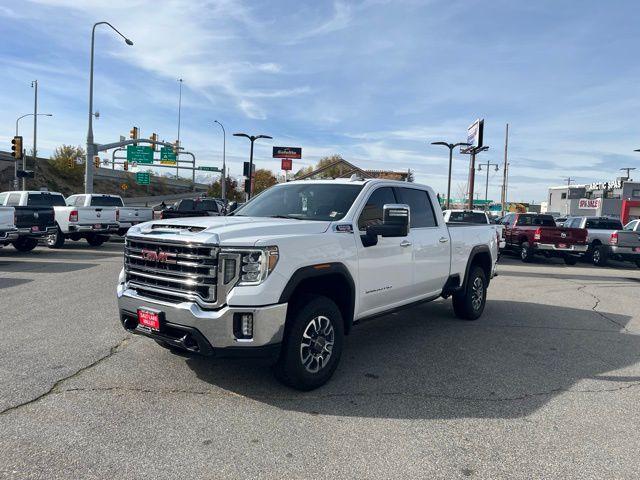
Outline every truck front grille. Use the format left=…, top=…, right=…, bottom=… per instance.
left=124, top=237, right=219, bottom=306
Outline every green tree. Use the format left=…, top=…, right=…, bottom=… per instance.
left=208, top=176, right=244, bottom=201
left=50, top=145, right=85, bottom=182
left=252, top=168, right=277, bottom=195
left=314, top=154, right=347, bottom=178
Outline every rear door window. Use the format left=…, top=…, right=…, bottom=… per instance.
left=178, top=200, right=195, bottom=211
left=395, top=188, right=437, bottom=228
left=196, top=200, right=219, bottom=212
left=447, top=211, right=487, bottom=224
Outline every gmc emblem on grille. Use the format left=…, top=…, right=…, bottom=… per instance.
left=141, top=248, right=177, bottom=264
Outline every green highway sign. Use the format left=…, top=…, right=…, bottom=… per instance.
left=136, top=172, right=151, bottom=185
left=198, top=166, right=221, bottom=172
left=160, top=147, right=176, bottom=161
left=127, top=145, right=154, bottom=164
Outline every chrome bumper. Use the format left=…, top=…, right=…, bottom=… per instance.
left=0, top=229, right=19, bottom=243
left=69, top=223, right=119, bottom=233
left=17, top=226, right=57, bottom=237
left=535, top=243, right=588, bottom=253
left=117, top=283, right=288, bottom=350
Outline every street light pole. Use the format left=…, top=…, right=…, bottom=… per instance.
left=431, top=141, right=470, bottom=209
left=177, top=78, right=183, bottom=179
left=214, top=120, right=226, bottom=203
left=85, top=21, right=133, bottom=194
left=463, top=146, right=489, bottom=210
left=477, top=160, right=500, bottom=204
left=233, top=133, right=273, bottom=200
left=26, top=80, right=38, bottom=190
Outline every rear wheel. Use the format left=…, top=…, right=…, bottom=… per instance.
left=592, top=245, right=608, bottom=266
left=274, top=295, right=344, bottom=391
left=635, top=260, right=640, bottom=268
left=452, top=266, right=487, bottom=320
left=46, top=228, right=65, bottom=249
left=86, top=233, right=107, bottom=247
left=520, top=242, right=534, bottom=263
left=564, top=255, right=578, bottom=265
left=12, top=237, right=38, bottom=252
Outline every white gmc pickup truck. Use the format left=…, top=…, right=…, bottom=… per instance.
left=117, top=179, right=498, bottom=390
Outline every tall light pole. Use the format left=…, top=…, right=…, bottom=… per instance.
left=431, top=141, right=470, bottom=209
left=620, top=167, right=635, bottom=180
left=176, top=78, right=183, bottom=179
left=214, top=120, right=226, bottom=203
left=15, top=113, right=52, bottom=189
left=477, top=160, right=499, bottom=205
left=462, top=145, right=489, bottom=209
left=233, top=133, right=272, bottom=200
left=27, top=80, right=38, bottom=190
left=85, top=22, right=133, bottom=194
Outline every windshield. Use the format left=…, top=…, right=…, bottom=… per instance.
left=234, top=183, right=363, bottom=221
left=27, top=193, right=65, bottom=206
left=447, top=211, right=487, bottom=224
left=90, top=196, right=123, bottom=207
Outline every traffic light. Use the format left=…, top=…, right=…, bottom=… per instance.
left=129, top=126, right=139, bottom=140
left=173, top=140, right=180, bottom=155
left=93, top=156, right=101, bottom=168
left=11, top=136, right=23, bottom=160
left=149, top=133, right=158, bottom=151
left=123, top=161, right=129, bottom=171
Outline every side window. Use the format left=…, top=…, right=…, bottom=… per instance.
left=0, top=193, right=7, bottom=205
left=357, top=187, right=396, bottom=230
left=396, top=187, right=437, bottom=228
left=6, top=193, right=21, bottom=206
left=75, top=196, right=86, bottom=207
left=179, top=200, right=195, bottom=211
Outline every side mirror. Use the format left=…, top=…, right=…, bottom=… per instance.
left=362, top=204, right=410, bottom=247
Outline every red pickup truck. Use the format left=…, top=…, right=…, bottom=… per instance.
left=499, top=213, right=588, bottom=264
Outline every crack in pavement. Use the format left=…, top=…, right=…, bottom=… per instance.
left=0, top=336, right=131, bottom=416
left=569, top=281, right=633, bottom=333
left=48, top=381, right=640, bottom=404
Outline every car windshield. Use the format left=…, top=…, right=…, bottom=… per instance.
left=90, top=196, right=123, bottom=207
left=234, top=183, right=363, bottom=221
left=448, top=211, right=487, bottom=224
left=27, top=193, right=66, bottom=206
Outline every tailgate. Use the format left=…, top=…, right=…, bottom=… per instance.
left=120, top=208, right=151, bottom=222
left=616, top=231, right=640, bottom=248
left=14, top=207, right=55, bottom=229
left=540, top=227, right=587, bottom=245
left=78, top=207, right=116, bottom=224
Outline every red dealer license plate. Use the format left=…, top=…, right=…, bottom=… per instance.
left=557, top=243, right=567, bottom=249
left=635, top=247, right=640, bottom=253
left=137, top=308, right=161, bottom=331
left=31, top=226, right=40, bottom=233
left=93, top=223, right=102, bottom=229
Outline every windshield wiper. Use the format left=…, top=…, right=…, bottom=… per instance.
left=268, top=215, right=303, bottom=220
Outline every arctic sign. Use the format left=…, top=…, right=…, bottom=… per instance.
left=466, top=119, right=484, bottom=149
left=578, top=198, right=601, bottom=209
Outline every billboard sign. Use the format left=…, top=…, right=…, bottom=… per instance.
left=467, top=119, right=484, bottom=149
left=273, top=146, right=302, bottom=159
left=578, top=198, right=601, bottom=209
left=281, top=159, right=292, bottom=171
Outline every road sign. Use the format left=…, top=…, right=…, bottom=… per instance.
left=127, top=145, right=154, bottom=164
left=120, top=183, right=129, bottom=191
left=273, top=146, right=302, bottom=159
left=136, top=172, right=151, bottom=185
left=198, top=166, right=221, bottom=172
left=160, top=147, right=177, bottom=162
left=281, top=158, right=292, bottom=171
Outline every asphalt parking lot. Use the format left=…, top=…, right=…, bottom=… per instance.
left=1, top=242, right=639, bottom=479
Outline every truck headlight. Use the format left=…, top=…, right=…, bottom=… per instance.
left=221, top=246, right=279, bottom=286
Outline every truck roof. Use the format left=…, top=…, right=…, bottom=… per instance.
left=282, top=178, right=418, bottom=187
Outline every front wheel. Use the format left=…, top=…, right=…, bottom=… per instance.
left=12, top=237, right=38, bottom=252
left=273, top=295, right=344, bottom=391
left=452, top=266, right=487, bottom=320
left=564, top=255, right=578, bottom=265
left=86, top=233, right=107, bottom=247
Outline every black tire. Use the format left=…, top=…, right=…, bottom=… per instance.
left=635, top=260, right=640, bottom=268
left=273, top=295, right=344, bottom=391
left=69, top=234, right=81, bottom=241
left=12, top=237, right=38, bottom=252
left=520, top=242, right=534, bottom=263
left=86, top=233, right=107, bottom=247
left=46, top=228, right=65, bottom=249
left=592, top=245, right=608, bottom=266
left=564, top=255, right=578, bottom=265
left=452, top=266, right=487, bottom=321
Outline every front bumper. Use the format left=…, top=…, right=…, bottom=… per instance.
left=69, top=223, right=119, bottom=234
left=534, top=243, right=588, bottom=253
left=17, top=226, right=57, bottom=238
left=117, top=282, right=287, bottom=355
left=0, top=229, right=19, bottom=244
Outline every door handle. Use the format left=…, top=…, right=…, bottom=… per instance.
left=439, top=237, right=449, bottom=243
left=400, top=240, right=412, bottom=247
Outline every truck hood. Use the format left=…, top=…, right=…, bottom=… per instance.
left=129, top=215, right=332, bottom=246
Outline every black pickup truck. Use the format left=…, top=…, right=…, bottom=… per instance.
left=0, top=191, right=58, bottom=252
left=157, top=198, right=223, bottom=220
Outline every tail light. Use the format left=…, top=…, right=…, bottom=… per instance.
left=116, top=209, right=120, bottom=221
left=609, top=232, right=618, bottom=245
left=533, top=228, right=541, bottom=241
left=69, top=210, right=78, bottom=222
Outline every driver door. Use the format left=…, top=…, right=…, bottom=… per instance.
left=356, top=186, right=414, bottom=316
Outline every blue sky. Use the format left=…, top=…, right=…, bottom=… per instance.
left=1, top=0, right=639, bottom=202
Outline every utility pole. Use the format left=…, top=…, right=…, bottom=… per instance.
left=478, top=160, right=499, bottom=205
left=176, top=78, right=183, bottom=179
left=501, top=123, right=509, bottom=216
left=214, top=120, right=226, bottom=203
left=26, top=80, right=38, bottom=190
left=463, top=145, right=489, bottom=210
left=620, top=167, right=635, bottom=180
left=564, top=177, right=574, bottom=187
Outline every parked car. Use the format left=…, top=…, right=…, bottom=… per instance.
left=76, top=194, right=153, bottom=236
left=624, top=219, right=640, bottom=232
left=564, top=216, right=640, bottom=267
left=0, top=191, right=58, bottom=252
left=28, top=192, right=119, bottom=248
left=443, top=209, right=505, bottom=250
left=117, top=179, right=499, bottom=390
left=157, top=197, right=223, bottom=220
left=0, top=206, right=18, bottom=248
left=500, top=212, right=588, bottom=264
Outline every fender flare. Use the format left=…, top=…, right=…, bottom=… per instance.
left=461, top=245, right=492, bottom=291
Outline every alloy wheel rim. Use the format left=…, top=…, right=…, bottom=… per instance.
left=521, top=246, right=527, bottom=259
left=300, top=315, right=334, bottom=374
left=471, top=277, right=484, bottom=311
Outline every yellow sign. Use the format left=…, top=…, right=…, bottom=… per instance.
left=120, top=183, right=129, bottom=191
left=160, top=160, right=177, bottom=166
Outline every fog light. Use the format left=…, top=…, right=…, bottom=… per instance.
left=233, top=312, right=253, bottom=340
